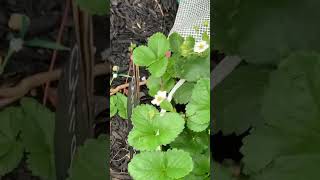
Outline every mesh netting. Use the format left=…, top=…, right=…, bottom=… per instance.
left=169, top=0, right=210, bottom=42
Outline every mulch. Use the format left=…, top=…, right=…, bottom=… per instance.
left=109, top=0, right=178, bottom=179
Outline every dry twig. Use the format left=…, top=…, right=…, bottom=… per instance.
left=110, top=80, right=146, bottom=96
left=43, top=0, right=71, bottom=104
left=154, top=0, right=164, bottom=16
left=0, top=63, right=109, bottom=108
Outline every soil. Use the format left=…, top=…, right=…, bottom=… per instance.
left=0, top=0, right=109, bottom=179
left=109, top=0, right=178, bottom=179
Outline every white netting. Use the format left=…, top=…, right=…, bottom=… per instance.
left=169, top=0, right=210, bottom=42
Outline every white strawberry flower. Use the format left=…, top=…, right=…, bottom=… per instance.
left=151, top=90, right=167, bottom=106
left=112, top=65, right=119, bottom=72
left=112, top=73, right=118, bottom=78
left=194, top=40, right=209, bottom=53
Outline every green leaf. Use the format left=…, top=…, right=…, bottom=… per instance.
left=214, top=65, right=272, bottom=135
left=162, top=71, right=175, bottom=92
left=134, top=33, right=171, bottom=77
left=147, top=74, right=175, bottom=96
left=165, top=149, right=194, bottom=179
left=202, top=32, right=210, bottom=43
left=166, top=54, right=180, bottom=78
left=181, top=36, right=195, bottom=57
left=214, top=0, right=320, bottom=64
left=251, top=155, right=320, bottom=180
left=160, top=99, right=174, bottom=112
left=25, top=38, right=70, bottom=51
left=20, top=98, right=56, bottom=180
left=19, top=15, right=30, bottom=38
left=110, top=93, right=128, bottom=119
left=67, top=135, right=108, bottom=180
left=241, top=126, right=303, bottom=174
left=192, top=153, right=210, bottom=176
left=128, top=105, right=185, bottom=150
left=148, top=57, right=168, bottom=77
left=0, top=142, right=24, bottom=177
left=169, top=32, right=184, bottom=53
left=170, top=130, right=209, bottom=154
left=147, top=76, right=161, bottom=96
left=186, top=79, right=210, bottom=132
left=241, top=52, right=320, bottom=178
left=0, top=107, right=24, bottom=176
left=116, top=93, right=128, bottom=119
left=130, top=104, right=160, bottom=130
left=133, top=46, right=157, bottom=66
left=213, top=162, right=235, bottom=180
left=184, top=174, right=210, bottom=180
left=128, top=149, right=193, bottom=180
left=75, top=0, right=109, bottom=15
left=173, top=82, right=195, bottom=104
left=110, top=95, right=117, bottom=117
left=262, top=52, right=320, bottom=135
left=148, top=32, right=170, bottom=58
left=176, top=55, right=210, bottom=82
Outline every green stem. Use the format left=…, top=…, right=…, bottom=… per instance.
left=110, top=77, right=114, bottom=86
left=118, top=74, right=132, bottom=78
left=0, top=49, right=14, bottom=75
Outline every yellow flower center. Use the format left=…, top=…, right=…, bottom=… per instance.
left=156, top=96, right=164, bottom=102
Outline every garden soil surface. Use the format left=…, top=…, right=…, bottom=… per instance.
left=110, top=0, right=178, bottom=179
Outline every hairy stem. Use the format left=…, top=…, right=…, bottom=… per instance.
left=167, top=79, right=186, bottom=102
left=160, top=79, right=186, bottom=114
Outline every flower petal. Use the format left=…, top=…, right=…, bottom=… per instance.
left=157, top=91, right=167, bottom=98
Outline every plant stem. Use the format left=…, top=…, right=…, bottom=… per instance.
left=0, top=49, right=14, bottom=75
left=167, top=79, right=186, bottom=102
left=42, top=0, right=70, bottom=105
left=110, top=77, right=114, bottom=85
left=118, top=74, right=132, bottom=78
left=160, top=79, right=186, bottom=114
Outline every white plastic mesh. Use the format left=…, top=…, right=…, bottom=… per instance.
left=169, top=0, right=210, bottom=42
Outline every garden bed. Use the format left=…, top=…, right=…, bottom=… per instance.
left=110, top=0, right=177, bottom=179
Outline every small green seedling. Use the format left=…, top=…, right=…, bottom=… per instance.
left=0, top=15, right=69, bottom=75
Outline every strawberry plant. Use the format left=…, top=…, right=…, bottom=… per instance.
left=67, top=135, right=108, bottom=180
left=213, top=0, right=320, bottom=179
left=0, top=15, right=69, bottom=75
left=110, top=93, right=128, bottom=119
left=125, top=26, right=210, bottom=179
left=0, top=98, right=107, bottom=180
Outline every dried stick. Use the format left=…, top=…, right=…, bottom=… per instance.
left=43, top=0, right=70, bottom=105
left=0, top=63, right=109, bottom=108
left=154, top=0, right=164, bottom=16
left=110, top=81, right=146, bottom=96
